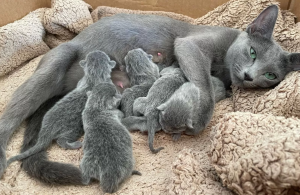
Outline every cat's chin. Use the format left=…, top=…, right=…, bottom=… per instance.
left=232, top=81, right=258, bottom=88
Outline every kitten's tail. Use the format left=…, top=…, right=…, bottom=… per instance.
left=132, top=170, right=142, bottom=175
left=147, top=112, right=164, bottom=154
left=7, top=139, right=52, bottom=165
left=19, top=96, right=83, bottom=185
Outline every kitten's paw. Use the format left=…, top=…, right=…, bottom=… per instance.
left=67, top=141, right=83, bottom=149
left=172, top=133, right=181, bottom=141
left=82, top=175, right=91, bottom=185
left=0, top=147, right=7, bottom=178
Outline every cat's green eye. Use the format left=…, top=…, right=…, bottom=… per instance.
left=250, top=47, right=256, bottom=59
left=264, top=72, right=277, bottom=80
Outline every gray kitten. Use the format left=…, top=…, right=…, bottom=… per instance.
left=157, top=77, right=226, bottom=141
left=7, top=51, right=116, bottom=165
left=81, top=83, right=140, bottom=193
left=122, top=67, right=187, bottom=153
left=157, top=82, right=200, bottom=141
left=120, top=48, right=160, bottom=117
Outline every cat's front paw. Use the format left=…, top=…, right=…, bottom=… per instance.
left=0, top=146, right=7, bottom=178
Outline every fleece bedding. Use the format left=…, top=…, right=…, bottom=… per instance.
left=0, top=0, right=300, bottom=194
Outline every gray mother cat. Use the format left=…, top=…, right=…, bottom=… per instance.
left=81, top=83, right=140, bottom=193
left=7, top=51, right=116, bottom=165
left=120, top=48, right=160, bottom=117
left=0, top=5, right=299, bottom=183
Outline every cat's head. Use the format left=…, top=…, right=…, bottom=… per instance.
left=226, top=5, right=300, bottom=88
left=157, top=101, right=193, bottom=134
left=124, top=48, right=160, bottom=81
left=86, top=83, right=121, bottom=110
left=80, top=50, right=116, bottom=83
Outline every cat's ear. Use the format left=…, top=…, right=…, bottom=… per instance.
left=186, top=119, right=193, bottom=129
left=147, top=54, right=153, bottom=60
left=246, top=5, right=278, bottom=40
left=156, top=104, right=167, bottom=111
left=288, top=53, right=300, bottom=71
left=109, top=60, right=116, bottom=68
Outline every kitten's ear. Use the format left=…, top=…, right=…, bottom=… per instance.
left=288, top=53, right=300, bottom=71
left=186, top=119, right=194, bottom=129
left=246, top=5, right=278, bottom=40
left=147, top=54, right=153, bottom=60
left=156, top=104, right=166, bottom=111
left=86, top=91, right=92, bottom=97
left=79, top=60, right=86, bottom=68
left=109, top=60, right=116, bottom=68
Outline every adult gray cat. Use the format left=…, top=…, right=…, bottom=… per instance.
left=120, top=48, right=160, bottom=117
left=81, top=83, right=140, bottom=193
left=7, top=51, right=116, bottom=165
left=0, top=5, right=299, bottom=182
left=123, top=67, right=187, bottom=153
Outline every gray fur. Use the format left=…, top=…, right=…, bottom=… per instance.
left=157, top=82, right=200, bottom=141
left=20, top=96, right=84, bottom=185
left=7, top=51, right=115, bottom=165
left=120, top=48, right=160, bottom=117
left=122, top=67, right=187, bottom=153
left=1, top=5, right=299, bottom=180
left=81, top=83, right=140, bottom=193
left=211, top=76, right=226, bottom=102
left=157, top=77, right=226, bottom=141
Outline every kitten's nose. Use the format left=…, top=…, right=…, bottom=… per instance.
left=244, top=73, right=253, bottom=81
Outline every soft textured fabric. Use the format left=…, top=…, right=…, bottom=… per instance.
left=0, top=9, right=49, bottom=77
left=0, top=0, right=300, bottom=194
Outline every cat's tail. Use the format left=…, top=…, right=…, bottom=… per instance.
left=132, top=170, right=142, bottom=175
left=147, top=112, right=164, bottom=154
left=7, top=139, right=52, bottom=165
left=19, top=96, right=83, bottom=185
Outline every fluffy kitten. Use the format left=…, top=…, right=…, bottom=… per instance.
left=81, top=83, right=140, bottom=193
left=157, top=76, right=226, bottom=141
left=122, top=67, right=187, bottom=153
left=7, top=51, right=115, bottom=165
left=120, top=48, right=160, bottom=117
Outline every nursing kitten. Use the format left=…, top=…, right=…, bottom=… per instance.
left=120, top=48, right=160, bottom=117
left=7, top=51, right=115, bottom=165
left=157, top=77, right=226, bottom=141
left=122, top=67, right=187, bottom=153
left=81, top=83, right=140, bottom=193
left=157, top=82, right=200, bottom=141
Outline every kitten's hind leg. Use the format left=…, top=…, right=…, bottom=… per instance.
left=122, top=116, right=148, bottom=132
left=172, top=133, right=181, bottom=141
left=81, top=174, right=91, bottom=185
left=147, top=113, right=164, bottom=154
left=57, top=138, right=82, bottom=150
left=0, top=43, right=80, bottom=177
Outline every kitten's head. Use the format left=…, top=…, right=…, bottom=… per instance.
left=86, top=83, right=121, bottom=110
left=226, top=5, right=300, bottom=88
left=157, top=101, right=193, bottom=134
left=124, top=48, right=160, bottom=83
left=80, top=50, right=116, bottom=84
